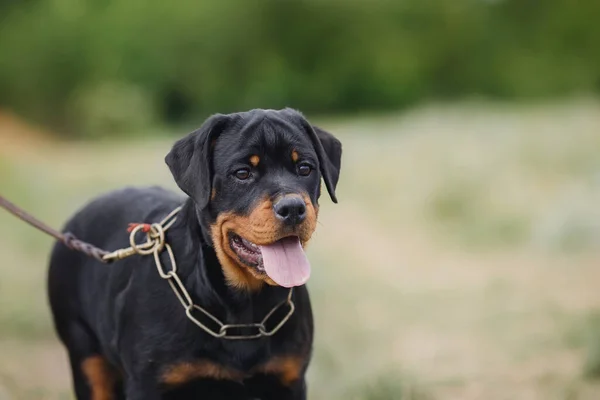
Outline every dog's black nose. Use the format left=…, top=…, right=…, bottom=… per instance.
left=273, top=196, right=306, bottom=226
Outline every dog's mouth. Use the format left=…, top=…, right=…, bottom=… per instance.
left=230, top=234, right=264, bottom=271
left=228, top=233, right=311, bottom=288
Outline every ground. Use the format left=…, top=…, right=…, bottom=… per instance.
left=1, top=99, right=600, bottom=399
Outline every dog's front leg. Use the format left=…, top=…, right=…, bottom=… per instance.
left=246, top=375, right=307, bottom=400
left=124, top=379, right=162, bottom=400
left=159, top=379, right=248, bottom=400
left=280, top=378, right=308, bottom=400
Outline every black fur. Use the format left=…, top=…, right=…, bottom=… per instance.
left=47, top=108, right=342, bottom=399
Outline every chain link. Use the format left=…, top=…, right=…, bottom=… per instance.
left=259, top=288, right=295, bottom=336
left=107, top=207, right=296, bottom=340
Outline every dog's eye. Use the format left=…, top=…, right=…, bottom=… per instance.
left=234, top=168, right=251, bottom=180
left=297, top=163, right=312, bottom=176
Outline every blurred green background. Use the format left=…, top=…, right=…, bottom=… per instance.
left=1, top=0, right=600, bottom=399
left=1, top=0, right=600, bottom=138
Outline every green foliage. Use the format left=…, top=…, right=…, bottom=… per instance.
left=68, top=81, right=157, bottom=138
left=0, top=0, right=599, bottom=137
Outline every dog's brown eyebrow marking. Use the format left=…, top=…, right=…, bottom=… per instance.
left=211, top=188, right=217, bottom=201
left=161, top=360, right=245, bottom=386
left=254, top=355, right=305, bottom=386
left=250, top=155, right=260, bottom=167
left=291, top=150, right=299, bottom=162
left=81, top=355, right=116, bottom=400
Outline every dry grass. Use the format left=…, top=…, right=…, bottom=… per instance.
left=1, top=98, right=600, bottom=399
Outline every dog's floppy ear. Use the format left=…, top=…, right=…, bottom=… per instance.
left=165, top=114, right=229, bottom=208
left=306, top=124, right=343, bottom=203
left=283, top=107, right=342, bottom=203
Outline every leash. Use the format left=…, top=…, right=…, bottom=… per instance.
left=0, top=194, right=295, bottom=339
left=0, top=194, right=111, bottom=263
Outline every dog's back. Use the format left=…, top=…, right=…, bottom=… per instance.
left=48, top=185, right=183, bottom=322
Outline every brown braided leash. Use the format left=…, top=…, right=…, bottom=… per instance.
left=0, top=194, right=111, bottom=263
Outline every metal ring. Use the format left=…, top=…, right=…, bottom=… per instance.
left=219, top=323, right=264, bottom=340
left=149, top=223, right=165, bottom=240
left=128, top=225, right=156, bottom=255
left=260, top=297, right=295, bottom=336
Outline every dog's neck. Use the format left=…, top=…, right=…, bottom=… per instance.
left=169, top=199, right=289, bottom=320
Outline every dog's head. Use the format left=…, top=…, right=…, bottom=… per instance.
left=165, top=108, right=342, bottom=291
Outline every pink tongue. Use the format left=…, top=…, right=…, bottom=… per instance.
left=259, top=237, right=311, bottom=288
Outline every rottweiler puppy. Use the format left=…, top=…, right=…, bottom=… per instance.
left=47, top=108, right=342, bottom=399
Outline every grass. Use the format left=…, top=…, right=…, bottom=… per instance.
left=344, top=371, right=431, bottom=400
left=1, top=98, right=600, bottom=399
left=579, top=312, right=600, bottom=380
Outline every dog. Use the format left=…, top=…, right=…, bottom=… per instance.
left=47, top=108, right=342, bottom=399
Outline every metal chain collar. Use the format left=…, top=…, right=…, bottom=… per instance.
left=104, top=207, right=295, bottom=340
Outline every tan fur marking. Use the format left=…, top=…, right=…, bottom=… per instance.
left=255, top=355, right=305, bottom=386
left=211, top=198, right=277, bottom=291
left=291, top=150, right=299, bottom=162
left=161, top=360, right=244, bottom=386
left=210, top=194, right=318, bottom=291
left=249, top=155, right=260, bottom=167
left=81, top=356, right=115, bottom=400
left=211, top=188, right=217, bottom=201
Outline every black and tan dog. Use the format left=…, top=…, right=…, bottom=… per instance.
left=47, top=108, right=342, bottom=399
